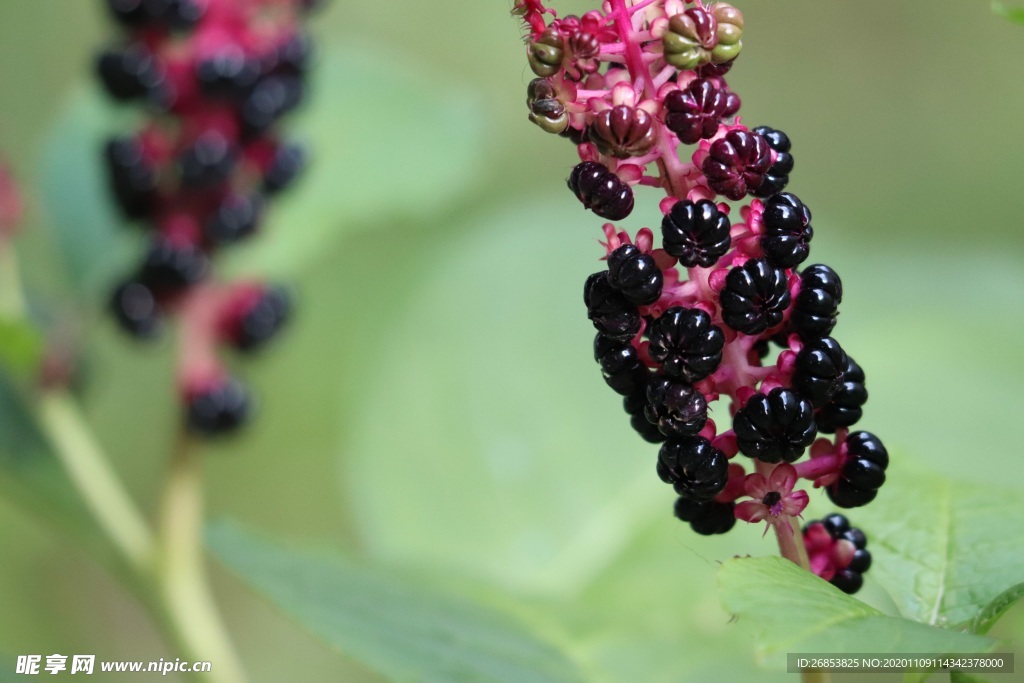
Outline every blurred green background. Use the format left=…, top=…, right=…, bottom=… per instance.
left=1, top=0, right=1023, bottom=681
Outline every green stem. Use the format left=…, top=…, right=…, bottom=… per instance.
left=156, top=431, right=248, bottom=683
left=37, top=390, right=155, bottom=573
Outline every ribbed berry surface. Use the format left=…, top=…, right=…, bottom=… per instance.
left=733, top=387, right=817, bottom=463
left=750, top=125, right=792, bottom=198
left=793, top=336, right=848, bottom=408
left=702, top=129, right=771, bottom=200
left=816, top=356, right=867, bottom=433
left=607, top=244, right=663, bottom=306
left=657, top=436, right=729, bottom=502
left=761, top=192, right=812, bottom=268
left=584, top=272, right=641, bottom=341
left=644, top=375, right=708, bottom=438
left=792, top=264, right=842, bottom=340
left=674, top=498, right=736, bottom=535
left=568, top=161, right=634, bottom=221
left=647, top=306, right=724, bottom=382
left=594, top=334, right=648, bottom=395
left=660, top=199, right=731, bottom=268
left=663, top=80, right=731, bottom=145
left=719, top=258, right=791, bottom=335
left=828, top=431, right=888, bottom=508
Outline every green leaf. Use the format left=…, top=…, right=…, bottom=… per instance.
left=852, top=459, right=1024, bottom=628
left=968, top=582, right=1024, bottom=635
left=39, top=44, right=486, bottom=294
left=342, top=197, right=669, bottom=594
left=0, top=317, right=42, bottom=374
left=207, top=520, right=587, bottom=683
left=993, top=2, right=1024, bottom=24
left=223, top=44, right=486, bottom=278
left=717, top=556, right=994, bottom=667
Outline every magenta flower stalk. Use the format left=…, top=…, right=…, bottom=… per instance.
left=514, top=0, right=887, bottom=592
left=97, top=0, right=321, bottom=436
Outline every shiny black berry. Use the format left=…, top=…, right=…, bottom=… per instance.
left=849, top=548, right=872, bottom=573
left=792, top=264, right=842, bottom=340
left=644, top=375, right=708, bottom=438
left=843, top=527, right=868, bottom=549
left=660, top=199, right=731, bottom=268
left=831, top=569, right=863, bottom=594
left=816, top=356, right=867, bottom=433
left=204, top=193, right=263, bottom=245
left=719, top=258, right=791, bottom=335
left=657, top=436, right=728, bottom=502
left=105, top=137, right=158, bottom=220
left=663, top=79, right=732, bottom=145
left=138, top=238, right=209, bottom=291
left=761, top=192, right=812, bottom=268
left=186, top=379, right=251, bottom=436
left=179, top=132, right=238, bottom=188
left=594, top=334, right=648, bottom=396
left=793, top=336, right=848, bottom=408
left=264, top=144, right=306, bottom=194
left=568, top=161, right=634, bottom=221
left=584, top=272, right=641, bottom=342
left=702, top=129, right=772, bottom=201
left=821, top=513, right=849, bottom=537
left=236, top=287, right=291, bottom=352
left=624, top=391, right=666, bottom=443
left=828, top=431, right=888, bottom=508
left=606, top=244, right=663, bottom=306
left=647, top=306, right=724, bottom=382
left=751, top=126, right=792, bottom=198
left=97, top=45, right=163, bottom=102
left=733, top=387, right=817, bottom=463
left=674, top=497, right=736, bottom=535
left=110, top=280, right=162, bottom=339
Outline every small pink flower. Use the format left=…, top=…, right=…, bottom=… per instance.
left=735, top=464, right=809, bottom=533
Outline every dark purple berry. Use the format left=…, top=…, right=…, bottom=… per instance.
left=568, top=161, right=634, bottom=221
left=97, top=45, right=163, bottom=102
left=816, top=356, right=866, bottom=433
left=751, top=125, right=792, bottom=198
left=624, top=391, right=666, bottom=443
left=110, top=280, right=162, bottom=339
left=733, top=387, right=816, bottom=463
left=793, top=336, right=848, bottom=408
left=594, top=334, right=648, bottom=395
left=242, top=76, right=305, bottom=134
left=196, top=50, right=262, bottom=100
left=644, top=375, right=708, bottom=438
left=696, top=59, right=735, bottom=78
left=107, top=0, right=204, bottom=29
left=236, top=287, right=291, bottom=352
left=607, top=244, right=663, bottom=306
left=186, top=379, right=251, bottom=436
left=761, top=192, right=812, bottom=268
left=702, top=129, right=772, bottom=201
left=647, top=306, right=724, bottom=382
left=271, top=34, right=314, bottom=75
left=105, top=137, right=158, bottom=220
left=792, top=264, right=842, bottom=340
left=828, top=431, right=888, bottom=508
left=663, top=80, right=731, bottom=145
left=138, top=238, right=209, bottom=291
left=848, top=548, right=872, bottom=573
left=584, top=272, right=641, bottom=342
left=675, top=498, right=736, bottom=535
left=719, top=258, right=791, bottom=335
left=657, top=436, right=728, bottom=502
left=660, top=199, right=731, bottom=268
left=264, top=143, right=306, bottom=194
left=831, top=569, right=863, bottom=594
left=179, top=132, right=238, bottom=188
left=204, top=193, right=263, bottom=245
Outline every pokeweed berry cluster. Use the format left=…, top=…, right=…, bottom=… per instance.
left=97, top=0, right=322, bottom=436
left=803, top=514, right=871, bottom=594
left=515, top=0, right=887, bottom=590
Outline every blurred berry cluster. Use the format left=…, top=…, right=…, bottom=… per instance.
left=98, top=0, right=322, bottom=435
left=517, top=0, right=886, bottom=591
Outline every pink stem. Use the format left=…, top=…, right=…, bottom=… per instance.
left=794, top=453, right=844, bottom=481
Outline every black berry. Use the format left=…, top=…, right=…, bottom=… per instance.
left=821, top=513, right=849, bottom=537
left=204, top=193, right=263, bottom=245
left=849, top=548, right=872, bottom=573
left=196, top=50, right=262, bottom=100
left=719, top=258, right=791, bottom=335
left=568, top=161, right=634, bottom=221
left=760, top=192, right=812, bottom=268
left=644, top=375, right=708, bottom=438
left=263, top=143, right=306, bottom=194
left=660, top=199, right=731, bottom=268
left=110, top=280, right=162, bottom=339
left=647, top=306, right=724, bottom=382
left=657, top=436, right=728, bottom=502
left=186, top=379, right=251, bottom=436
left=138, top=238, right=209, bottom=291
left=584, top=272, right=641, bottom=342
left=624, top=391, right=667, bottom=443
left=816, top=356, right=867, bottom=433
left=242, top=76, right=305, bottom=135
left=675, top=497, right=736, bottom=535
left=97, top=45, right=163, bottom=102
left=606, top=244, right=663, bottom=306
left=793, top=336, right=848, bottom=408
left=750, top=125, right=792, bottom=198
left=733, top=387, right=817, bottom=463
left=831, top=569, right=863, bottom=594
left=792, top=264, right=842, bottom=340
left=236, top=287, right=291, bottom=352
left=828, top=431, right=888, bottom=508
left=594, top=334, right=648, bottom=396
left=702, top=129, right=772, bottom=201
left=105, top=137, right=158, bottom=220
left=179, top=132, right=238, bottom=188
